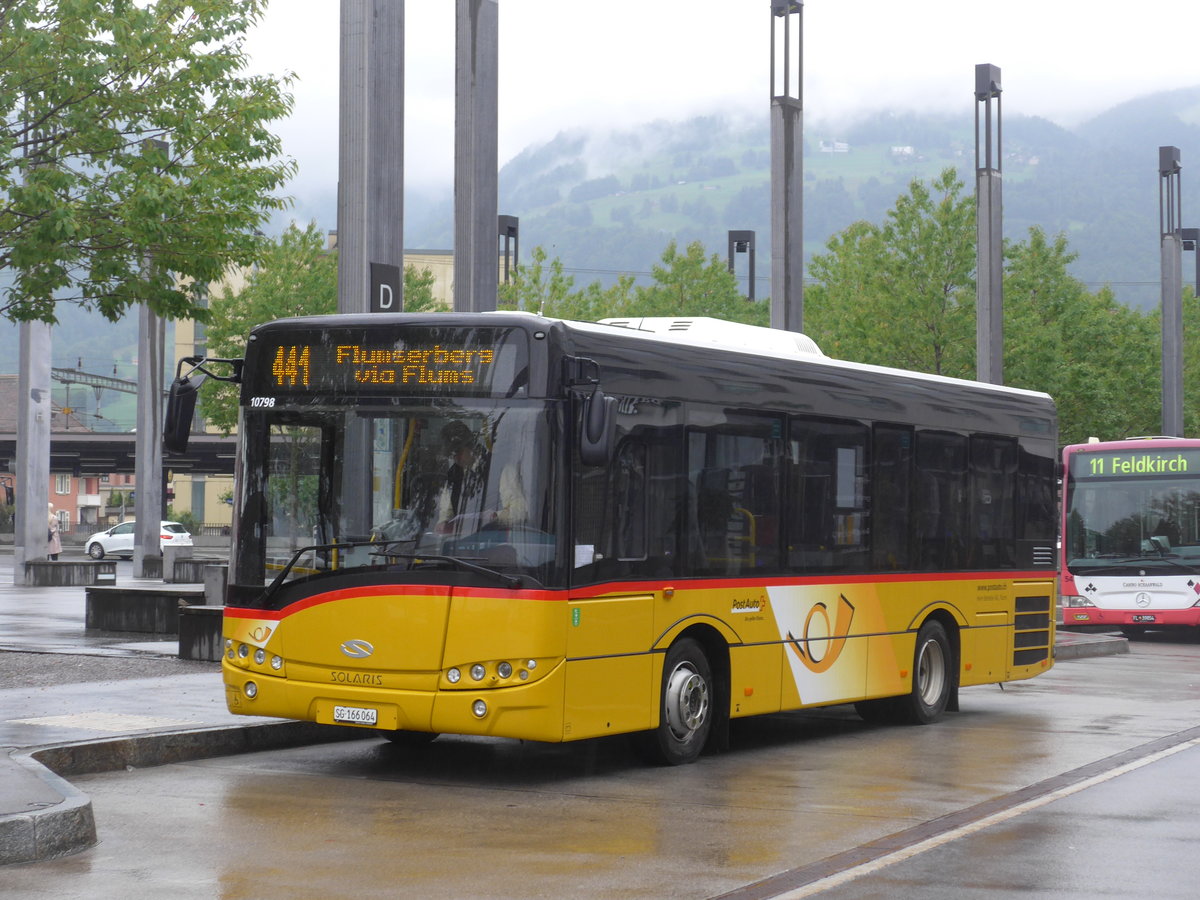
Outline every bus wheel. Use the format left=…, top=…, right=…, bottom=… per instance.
left=895, top=620, right=953, bottom=725
left=644, top=638, right=714, bottom=766
left=383, top=730, right=438, bottom=749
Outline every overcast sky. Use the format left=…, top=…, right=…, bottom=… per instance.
left=244, top=1, right=1200, bottom=215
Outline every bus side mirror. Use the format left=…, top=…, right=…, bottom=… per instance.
left=163, top=375, right=200, bottom=454
left=579, top=384, right=616, bottom=467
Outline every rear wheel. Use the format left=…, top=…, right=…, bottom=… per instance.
left=87, top=543, right=105, bottom=560
left=640, top=637, right=714, bottom=766
left=894, top=620, right=953, bottom=725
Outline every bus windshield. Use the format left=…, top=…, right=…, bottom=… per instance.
left=232, top=400, right=564, bottom=594
left=1064, top=477, right=1200, bottom=572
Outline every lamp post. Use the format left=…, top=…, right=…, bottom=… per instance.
left=1159, top=146, right=1184, bottom=437
left=769, top=1, right=803, bottom=332
left=975, top=63, right=1003, bottom=385
left=499, top=215, right=519, bottom=285
left=728, top=230, right=757, bottom=301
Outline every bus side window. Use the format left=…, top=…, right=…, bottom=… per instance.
left=788, top=417, right=869, bottom=573
left=872, top=424, right=913, bottom=571
left=686, top=417, right=784, bottom=577
left=970, top=435, right=1017, bottom=567
left=914, top=431, right=968, bottom=570
left=572, top=432, right=682, bottom=583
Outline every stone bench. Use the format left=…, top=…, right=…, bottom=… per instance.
left=84, top=584, right=206, bottom=636
left=24, top=559, right=117, bottom=586
left=179, top=604, right=225, bottom=662
left=170, top=556, right=228, bottom=585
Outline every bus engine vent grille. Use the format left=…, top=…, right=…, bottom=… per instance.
left=1012, top=593, right=1052, bottom=667
left=1031, top=545, right=1055, bottom=567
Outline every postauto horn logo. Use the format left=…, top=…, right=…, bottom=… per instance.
left=340, top=639, right=375, bottom=659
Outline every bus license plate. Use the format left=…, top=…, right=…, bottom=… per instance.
left=333, top=705, right=378, bottom=726
left=1132, top=615, right=1156, bottom=623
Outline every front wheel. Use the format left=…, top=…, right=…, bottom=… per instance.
left=87, top=543, right=105, bottom=560
left=894, top=619, right=954, bottom=725
left=640, top=637, right=714, bottom=766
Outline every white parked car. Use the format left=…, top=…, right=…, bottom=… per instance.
left=86, top=521, right=193, bottom=560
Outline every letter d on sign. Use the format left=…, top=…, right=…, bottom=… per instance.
left=369, top=262, right=401, bottom=312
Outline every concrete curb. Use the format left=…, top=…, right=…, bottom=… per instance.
left=1, top=722, right=369, bottom=867
left=1054, top=631, right=1130, bottom=661
left=0, top=750, right=95, bottom=866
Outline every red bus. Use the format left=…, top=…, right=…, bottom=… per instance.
left=1061, top=436, right=1200, bottom=635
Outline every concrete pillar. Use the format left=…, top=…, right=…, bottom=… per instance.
left=337, top=0, right=405, bottom=314
left=134, top=303, right=164, bottom=577
left=454, top=0, right=499, bottom=312
left=14, top=322, right=52, bottom=585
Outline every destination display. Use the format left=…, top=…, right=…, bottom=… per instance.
left=1070, top=447, right=1200, bottom=479
left=243, top=325, right=528, bottom=400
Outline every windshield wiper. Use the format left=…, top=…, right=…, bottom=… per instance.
left=263, top=540, right=524, bottom=601
left=1071, top=555, right=1198, bottom=575
left=371, top=549, right=526, bottom=589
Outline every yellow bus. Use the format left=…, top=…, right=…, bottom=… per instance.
left=167, top=313, right=1058, bottom=764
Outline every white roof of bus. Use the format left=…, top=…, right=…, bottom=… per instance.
left=540, top=314, right=1052, bottom=402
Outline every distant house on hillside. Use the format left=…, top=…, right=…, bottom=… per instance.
left=819, top=140, right=850, bottom=154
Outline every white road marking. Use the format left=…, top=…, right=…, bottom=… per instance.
left=773, top=738, right=1200, bottom=898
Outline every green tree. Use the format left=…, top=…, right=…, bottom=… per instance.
left=805, top=168, right=1166, bottom=446
left=626, top=240, right=767, bottom=325
left=1003, top=227, right=1158, bottom=445
left=1184, top=286, right=1200, bottom=438
left=201, top=221, right=443, bottom=432
left=498, top=244, right=635, bottom=321
left=806, top=168, right=975, bottom=376
left=1, top=0, right=295, bottom=324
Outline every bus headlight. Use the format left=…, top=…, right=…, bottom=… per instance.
left=254, top=648, right=266, bottom=665
left=244, top=681, right=258, bottom=699
left=1060, top=595, right=1094, bottom=608
left=447, top=667, right=462, bottom=684
left=497, top=661, right=513, bottom=679
left=470, top=664, right=486, bottom=681
left=472, top=699, right=488, bottom=718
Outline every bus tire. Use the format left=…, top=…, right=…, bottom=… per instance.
left=642, top=637, right=714, bottom=766
left=894, top=620, right=953, bottom=725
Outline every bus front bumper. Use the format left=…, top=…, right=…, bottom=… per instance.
left=222, top=659, right=568, bottom=743
left=1061, top=607, right=1200, bottom=627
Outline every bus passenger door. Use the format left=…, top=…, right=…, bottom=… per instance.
left=563, top=591, right=655, bottom=740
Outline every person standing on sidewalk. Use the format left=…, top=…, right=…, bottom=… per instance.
left=47, top=502, right=62, bottom=560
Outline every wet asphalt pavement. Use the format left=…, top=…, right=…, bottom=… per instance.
left=0, top=546, right=1129, bottom=871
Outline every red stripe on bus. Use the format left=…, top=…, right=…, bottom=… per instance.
left=225, top=569, right=1053, bottom=622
